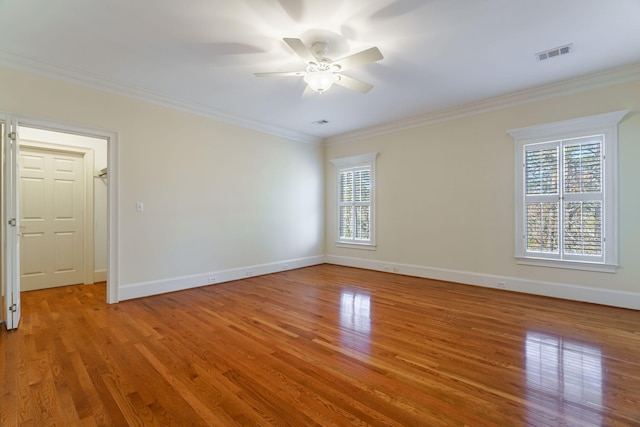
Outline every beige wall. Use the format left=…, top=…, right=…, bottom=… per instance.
left=325, top=80, right=640, bottom=300
left=1, top=66, right=324, bottom=294
left=2, top=63, right=639, bottom=306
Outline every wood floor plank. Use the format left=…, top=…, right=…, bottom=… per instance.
left=2, top=264, right=640, bottom=426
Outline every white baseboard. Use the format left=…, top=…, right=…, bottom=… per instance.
left=93, top=269, right=107, bottom=283
left=325, top=255, right=640, bottom=310
left=118, top=255, right=325, bottom=301
left=116, top=254, right=640, bottom=310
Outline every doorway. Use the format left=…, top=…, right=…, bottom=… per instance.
left=2, top=115, right=118, bottom=330
left=19, top=127, right=107, bottom=291
left=19, top=137, right=102, bottom=290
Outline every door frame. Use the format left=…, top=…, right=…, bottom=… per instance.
left=20, top=141, right=95, bottom=287
left=1, top=113, right=119, bottom=305
left=1, top=123, right=3, bottom=322
left=2, top=120, right=21, bottom=328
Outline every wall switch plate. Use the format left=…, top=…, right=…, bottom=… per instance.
left=136, top=201, right=144, bottom=212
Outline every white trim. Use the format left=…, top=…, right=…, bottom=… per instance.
left=118, top=255, right=324, bottom=301
left=325, top=64, right=640, bottom=145
left=3, top=51, right=638, bottom=148
left=93, top=269, right=107, bottom=282
left=336, top=242, right=377, bottom=250
left=508, top=110, right=628, bottom=271
left=507, top=110, right=629, bottom=140
left=329, top=152, right=378, bottom=167
left=325, top=255, right=640, bottom=310
left=515, top=257, right=618, bottom=273
left=2, top=114, right=119, bottom=303
left=0, top=51, right=322, bottom=146
left=330, top=153, right=378, bottom=248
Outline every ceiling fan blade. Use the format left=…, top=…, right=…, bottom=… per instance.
left=254, top=71, right=306, bottom=77
left=334, top=74, right=374, bottom=93
left=283, top=38, right=316, bottom=62
left=334, top=47, right=383, bottom=71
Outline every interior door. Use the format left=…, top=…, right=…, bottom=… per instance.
left=20, top=146, right=85, bottom=290
left=1, top=122, right=4, bottom=325
left=3, top=121, right=21, bottom=329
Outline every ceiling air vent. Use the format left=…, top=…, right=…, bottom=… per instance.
left=536, top=44, right=573, bottom=61
left=312, top=119, right=329, bottom=125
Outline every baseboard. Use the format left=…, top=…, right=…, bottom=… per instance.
left=118, top=255, right=325, bottom=301
left=93, top=269, right=107, bottom=283
left=324, top=255, right=640, bottom=310
left=117, top=254, right=640, bottom=309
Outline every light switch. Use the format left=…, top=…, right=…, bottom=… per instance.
left=136, top=201, right=144, bottom=212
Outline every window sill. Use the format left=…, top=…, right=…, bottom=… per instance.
left=515, top=257, right=618, bottom=273
left=336, top=241, right=377, bottom=251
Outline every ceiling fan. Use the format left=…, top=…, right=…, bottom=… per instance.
left=255, top=38, right=383, bottom=96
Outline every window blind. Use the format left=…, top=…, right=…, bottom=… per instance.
left=524, top=136, right=604, bottom=260
left=339, top=167, right=371, bottom=241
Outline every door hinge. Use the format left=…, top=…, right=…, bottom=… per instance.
left=9, top=304, right=17, bottom=312
left=8, top=131, right=16, bottom=141
left=8, top=218, right=16, bottom=227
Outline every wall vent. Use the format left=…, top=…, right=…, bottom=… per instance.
left=536, top=44, right=573, bottom=61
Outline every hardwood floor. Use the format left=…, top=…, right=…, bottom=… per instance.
left=1, top=264, right=639, bottom=426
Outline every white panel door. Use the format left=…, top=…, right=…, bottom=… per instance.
left=20, top=146, right=84, bottom=291
left=3, top=121, right=21, bottom=329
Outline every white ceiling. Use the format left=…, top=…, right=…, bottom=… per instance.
left=1, top=0, right=640, bottom=143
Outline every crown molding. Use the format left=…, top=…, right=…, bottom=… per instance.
left=0, top=51, right=322, bottom=145
left=324, top=63, right=640, bottom=146
left=4, top=50, right=638, bottom=148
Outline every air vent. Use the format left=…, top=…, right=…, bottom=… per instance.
left=312, top=119, right=329, bottom=125
left=536, top=44, right=573, bottom=61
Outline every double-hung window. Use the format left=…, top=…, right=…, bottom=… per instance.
left=330, top=153, right=377, bottom=249
left=509, top=111, right=627, bottom=272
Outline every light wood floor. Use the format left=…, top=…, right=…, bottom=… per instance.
left=1, top=264, right=639, bottom=426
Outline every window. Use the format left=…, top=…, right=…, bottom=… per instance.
left=508, top=111, right=627, bottom=272
left=330, top=153, right=377, bottom=249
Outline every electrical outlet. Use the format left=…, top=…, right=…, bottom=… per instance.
left=383, top=265, right=391, bottom=271
left=496, top=281, right=506, bottom=289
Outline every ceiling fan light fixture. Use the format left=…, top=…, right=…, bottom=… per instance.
left=304, top=70, right=339, bottom=93
left=256, top=38, right=383, bottom=95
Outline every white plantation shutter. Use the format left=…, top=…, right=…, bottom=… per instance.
left=525, top=145, right=559, bottom=254
left=339, top=166, right=372, bottom=241
left=564, top=140, right=602, bottom=194
left=563, top=138, right=603, bottom=257
left=526, top=202, right=559, bottom=253
left=339, top=171, right=354, bottom=239
left=510, top=110, right=626, bottom=272
left=524, top=136, right=604, bottom=262
left=331, top=153, right=377, bottom=248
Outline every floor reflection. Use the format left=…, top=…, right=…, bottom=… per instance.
left=339, top=291, right=371, bottom=354
left=525, top=332, right=603, bottom=425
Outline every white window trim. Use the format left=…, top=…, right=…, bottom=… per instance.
left=508, top=110, right=628, bottom=273
left=330, top=152, right=378, bottom=249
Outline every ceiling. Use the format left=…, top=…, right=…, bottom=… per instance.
left=1, top=0, right=640, bottom=143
